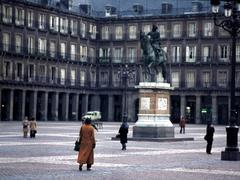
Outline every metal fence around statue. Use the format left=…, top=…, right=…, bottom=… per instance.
left=140, top=31, right=167, bottom=82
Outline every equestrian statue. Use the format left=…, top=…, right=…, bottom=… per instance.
left=140, top=24, right=167, bottom=82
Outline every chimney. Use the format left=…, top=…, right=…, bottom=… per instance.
left=79, top=4, right=92, bottom=15
left=192, top=1, right=202, bottom=12
left=41, top=0, right=48, bottom=5
left=105, top=5, right=117, bottom=17
left=133, top=4, right=144, bottom=14
left=60, top=0, right=73, bottom=10
left=161, top=2, right=172, bottom=14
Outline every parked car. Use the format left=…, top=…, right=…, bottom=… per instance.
left=82, top=111, right=101, bottom=121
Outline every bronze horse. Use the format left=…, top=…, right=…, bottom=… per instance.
left=140, top=31, right=167, bottom=82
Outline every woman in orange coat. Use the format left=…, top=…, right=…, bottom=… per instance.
left=77, top=118, right=96, bottom=171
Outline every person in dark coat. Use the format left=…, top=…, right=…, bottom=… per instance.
left=179, top=116, right=186, bottom=134
left=118, top=120, right=129, bottom=150
left=204, top=122, right=215, bottom=154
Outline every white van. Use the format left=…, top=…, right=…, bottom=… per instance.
left=82, top=111, right=101, bottom=121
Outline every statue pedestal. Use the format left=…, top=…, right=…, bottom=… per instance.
left=133, top=82, right=174, bottom=138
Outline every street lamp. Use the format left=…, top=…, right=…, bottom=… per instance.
left=210, top=0, right=240, bottom=161
left=119, top=64, right=135, bottom=122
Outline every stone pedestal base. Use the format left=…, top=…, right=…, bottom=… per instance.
left=133, top=126, right=174, bottom=138
left=221, top=151, right=240, bottom=161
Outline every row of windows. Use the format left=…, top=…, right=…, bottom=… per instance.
left=2, top=4, right=96, bottom=39
left=2, top=61, right=240, bottom=89
left=2, top=32, right=240, bottom=63
left=2, top=4, right=231, bottom=41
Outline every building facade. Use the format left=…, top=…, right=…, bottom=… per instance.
left=0, top=0, right=240, bottom=124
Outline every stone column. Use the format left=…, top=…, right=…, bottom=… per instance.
left=127, top=92, right=136, bottom=122
left=9, top=89, right=14, bottom=121
left=180, top=95, right=186, bottom=117
left=63, top=93, right=69, bottom=121
left=195, top=95, right=201, bottom=124
left=81, top=94, right=88, bottom=116
left=21, top=90, right=26, bottom=121
left=52, top=92, right=59, bottom=121
left=72, top=94, right=79, bottom=121
left=90, top=95, right=100, bottom=111
left=30, top=91, right=37, bottom=119
left=212, top=95, right=217, bottom=124
left=108, top=95, right=114, bottom=121
left=42, top=92, right=48, bottom=121
left=0, top=88, right=2, bottom=121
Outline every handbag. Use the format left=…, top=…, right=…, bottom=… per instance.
left=74, top=138, right=80, bottom=151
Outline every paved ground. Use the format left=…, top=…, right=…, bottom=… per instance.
left=0, top=122, right=239, bottom=180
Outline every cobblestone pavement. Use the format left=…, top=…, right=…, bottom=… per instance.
left=0, top=122, right=239, bottom=180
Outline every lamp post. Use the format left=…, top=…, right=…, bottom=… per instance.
left=210, top=0, right=240, bottom=161
left=119, top=64, right=135, bottom=122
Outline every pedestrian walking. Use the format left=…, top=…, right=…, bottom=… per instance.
left=22, top=116, right=29, bottom=138
left=179, top=116, right=186, bottom=134
left=204, top=122, right=215, bottom=154
left=29, top=117, right=37, bottom=138
left=77, top=118, right=96, bottom=171
left=118, top=120, right=129, bottom=150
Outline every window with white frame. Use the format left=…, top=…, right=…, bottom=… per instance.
left=80, top=45, right=87, bottom=62
left=50, top=66, right=57, bottom=83
left=60, top=42, right=66, bottom=58
left=60, top=68, right=66, bottom=85
left=89, top=47, right=95, bottom=62
left=115, top=26, right=123, bottom=40
left=99, top=48, right=110, bottom=62
left=236, top=45, right=240, bottom=62
left=188, top=22, right=197, bottom=37
left=3, top=32, right=10, bottom=51
left=158, top=24, right=166, bottom=38
left=70, top=70, right=76, bottom=86
left=16, top=63, right=23, bottom=80
left=38, top=37, right=46, bottom=54
left=172, top=23, right=182, bottom=38
left=219, top=45, right=229, bottom=62
left=202, top=71, right=211, bottom=87
left=15, top=34, right=22, bottom=53
left=80, top=21, right=86, bottom=38
left=127, top=47, right=136, bottom=63
left=70, top=19, right=78, bottom=35
left=143, top=24, right=151, bottom=34
left=113, top=71, right=120, bottom=87
left=89, top=24, right=97, bottom=39
left=50, top=15, right=59, bottom=32
left=202, top=45, right=211, bottom=62
left=27, top=36, right=34, bottom=54
left=217, top=70, right=228, bottom=87
left=2, top=5, right=12, bottom=23
left=39, top=65, right=46, bottom=82
left=171, top=46, right=181, bottom=63
left=219, top=27, right=229, bottom=37
left=70, top=44, right=76, bottom=61
left=90, top=70, right=96, bottom=87
left=38, top=13, right=46, bottom=30
left=101, top=26, right=109, bottom=40
left=27, top=10, right=34, bottom=28
left=186, top=71, right=195, bottom=88
left=80, top=70, right=86, bottom=86
left=113, top=47, right=123, bottom=63
left=15, top=7, right=24, bottom=26
left=4, top=61, right=11, bottom=78
left=203, top=22, right=213, bottom=37
left=186, top=45, right=197, bottom=62
left=129, top=25, right=137, bottom=39
left=50, top=40, right=56, bottom=58
left=236, top=71, right=240, bottom=87
left=28, top=64, right=35, bottom=81
left=100, top=71, right=108, bottom=87
left=60, top=17, right=68, bottom=34
left=171, top=71, right=180, bottom=88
